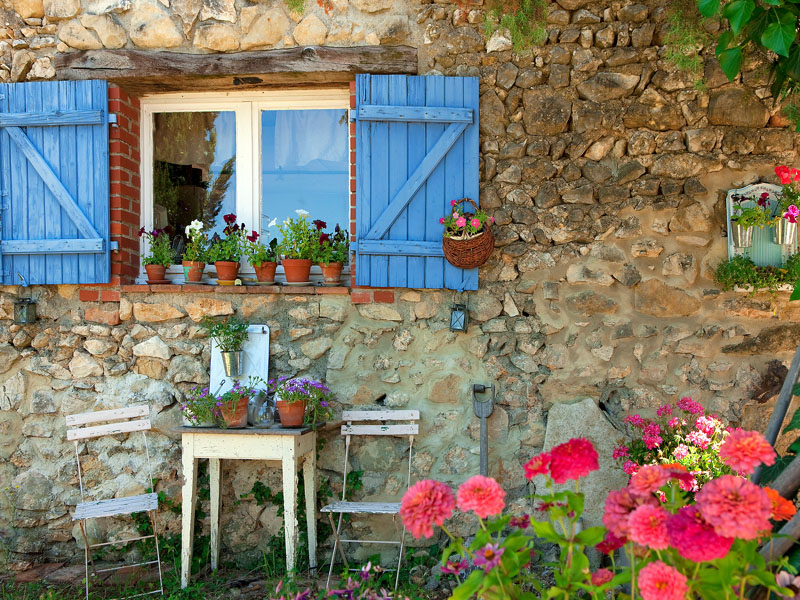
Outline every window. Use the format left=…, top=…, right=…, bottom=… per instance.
left=140, top=88, right=351, bottom=279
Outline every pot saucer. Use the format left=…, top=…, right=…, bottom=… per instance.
left=147, top=279, right=172, bottom=285
left=246, top=281, right=278, bottom=286
left=283, top=281, right=313, bottom=286
left=216, top=279, right=241, bottom=286
left=322, top=281, right=342, bottom=286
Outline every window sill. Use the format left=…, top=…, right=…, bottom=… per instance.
left=121, top=284, right=350, bottom=295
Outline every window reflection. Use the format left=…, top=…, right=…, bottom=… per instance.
left=152, top=111, right=236, bottom=256
left=260, top=109, right=349, bottom=238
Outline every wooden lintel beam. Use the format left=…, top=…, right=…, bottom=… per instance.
left=55, top=46, right=418, bottom=91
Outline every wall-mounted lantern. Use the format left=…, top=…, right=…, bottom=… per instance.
left=449, top=291, right=469, bottom=333
left=13, top=274, right=36, bottom=324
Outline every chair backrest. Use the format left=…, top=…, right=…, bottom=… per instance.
left=339, top=409, right=419, bottom=502
left=66, top=405, right=153, bottom=502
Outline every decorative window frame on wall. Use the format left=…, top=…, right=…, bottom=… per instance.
left=725, top=182, right=798, bottom=267
left=138, top=87, right=352, bottom=283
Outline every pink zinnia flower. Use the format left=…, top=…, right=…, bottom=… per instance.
left=456, top=475, right=505, bottom=519
left=638, top=561, right=688, bottom=600
left=696, top=475, right=772, bottom=540
left=596, top=530, right=627, bottom=554
left=677, top=396, right=704, bottom=415
left=456, top=217, right=466, bottom=228
left=471, top=218, right=481, bottom=229
left=441, top=559, right=468, bottom=575
left=719, top=428, right=776, bottom=475
left=549, top=438, right=599, bottom=484
left=623, top=460, right=639, bottom=475
left=613, top=445, right=629, bottom=460
left=628, top=504, right=670, bottom=550
left=666, top=506, right=733, bottom=562
left=687, top=429, right=710, bottom=449
left=603, top=487, right=658, bottom=538
left=473, top=543, right=504, bottom=572
left=400, top=480, right=455, bottom=539
left=591, top=568, right=614, bottom=586
left=629, top=465, right=670, bottom=497
left=524, top=452, right=551, bottom=479
left=673, top=443, right=689, bottom=460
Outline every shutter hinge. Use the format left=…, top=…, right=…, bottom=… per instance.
left=110, top=241, right=119, bottom=252
left=349, top=108, right=356, bottom=122
left=108, top=113, right=118, bottom=126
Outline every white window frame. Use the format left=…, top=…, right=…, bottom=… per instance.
left=138, top=87, right=351, bottom=282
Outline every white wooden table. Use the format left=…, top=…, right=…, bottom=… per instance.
left=176, top=426, right=317, bottom=588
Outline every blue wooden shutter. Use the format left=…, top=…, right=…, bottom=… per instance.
left=0, top=80, right=110, bottom=285
left=354, top=74, right=479, bottom=290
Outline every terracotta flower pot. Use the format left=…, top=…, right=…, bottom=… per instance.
left=276, top=397, right=305, bottom=428
left=254, top=261, right=278, bottom=283
left=145, top=264, right=168, bottom=282
left=319, top=261, right=343, bottom=285
left=282, top=258, right=312, bottom=283
left=214, top=260, right=240, bottom=282
left=182, top=260, right=205, bottom=283
left=220, top=396, right=248, bottom=428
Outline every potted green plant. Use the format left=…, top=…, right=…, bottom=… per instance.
left=245, top=229, right=280, bottom=284
left=138, top=226, right=174, bottom=283
left=202, top=315, right=249, bottom=377
left=278, top=210, right=318, bottom=283
left=729, top=192, right=770, bottom=248
left=207, top=213, right=246, bottom=282
left=269, top=376, right=334, bottom=428
left=314, top=220, right=349, bottom=285
left=182, top=219, right=207, bottom=283
left=216, top=380, right=252, bottom=428
left=180, top=385, right=218, bottom=427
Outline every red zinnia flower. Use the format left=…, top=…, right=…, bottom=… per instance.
left=596, top=531, right=626, bottom=554
left=765, top=487, right=797, bottom=521
left=629, top=465, right=671, bottom=497
left=603, top=487, right=658, bottom=538
left=456, top=475, right=505, bottom=519
left=591, top=568, right=614, bottom=586
left=399, top=480, right=455, bottom=539
left=719, top=428, right=775, bottom=474
left=666, top=506, right=733, bottom=562
left=696, top=475, right=772, bottom=540
left=523, top=452, right=551, bottom=479
left=548, top=438, right=599, bottom=484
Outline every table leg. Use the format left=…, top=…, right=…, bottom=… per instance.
left=282, top=439, right=298, bottom=574
left=302, top=449, right=317, bottom=574
left=210, top=457, right=221, bottom=571
left=180, top=436, right=197, bottom=589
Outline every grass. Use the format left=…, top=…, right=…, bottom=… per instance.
left=662, top=0, right=710, bottom=75
left=484, top=0, right=547, bottom=52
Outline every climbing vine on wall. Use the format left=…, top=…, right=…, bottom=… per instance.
left=484, top=0, right=548, bottom=51
left=698, top=0, right=800, bottom=111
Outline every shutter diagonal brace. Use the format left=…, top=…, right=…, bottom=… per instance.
left=5, top=126, right=101, bottom=240
left=364, top=121, right=468, bottom=241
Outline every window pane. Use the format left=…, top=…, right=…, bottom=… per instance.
left=260, top=109, right=349, bottom=238
left=152, top=111, right=236, bottom=256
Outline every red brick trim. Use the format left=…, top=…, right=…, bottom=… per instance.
left=108, top=85, right=141, bottom=285
left=349, top=80, right=357, bottom=288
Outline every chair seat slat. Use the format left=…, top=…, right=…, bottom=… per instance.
left=66, top=405, right=148, bottom=426
left=67, top=418, right=151, bottom=441
left=73, top=493, right=158, bottom=520
left=320, top=501, right=400, bottom=515
left=341, top=424, right=417, bottom=436
left=342, top=410, right=419, bottom=421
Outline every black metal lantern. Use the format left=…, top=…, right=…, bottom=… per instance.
left=449, top=303, right=468, bottom=333
left=14, top=297, right=36, bottom=324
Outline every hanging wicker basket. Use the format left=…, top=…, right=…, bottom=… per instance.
left=442, top=198, right=495, bottom=270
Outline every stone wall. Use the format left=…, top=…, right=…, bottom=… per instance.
left=2, top=0, right=800, bottom=570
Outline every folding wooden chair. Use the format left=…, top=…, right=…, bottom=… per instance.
left=66, top=405, right=164, bottom=600
left=321, top=409, right=419, bottom=590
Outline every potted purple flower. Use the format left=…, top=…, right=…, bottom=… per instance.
left=269, top=376, right=334, bottom=428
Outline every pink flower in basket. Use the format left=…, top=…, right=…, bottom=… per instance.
left=439, top=217, right=445, bottom=224
left=456, top=217, right=466, bottom=228
left=471, top=218, right=481, bottom=229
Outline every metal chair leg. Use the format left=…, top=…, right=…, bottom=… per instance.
left=395, top=521, right=407, bottom=591
left=148, top=510, right=164, bottom=595
left=326, top=512, right=348, bottom=589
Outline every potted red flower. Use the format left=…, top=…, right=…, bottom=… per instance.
left=313, top=220, right=349, bottom=285
left=244, top=227, right=279, bottom=284
left=207, top=213, right=246, bottom=282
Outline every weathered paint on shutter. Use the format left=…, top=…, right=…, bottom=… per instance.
left=0, top=80, right=110, bottom=285
left=354, top=74, right=479, bottom=290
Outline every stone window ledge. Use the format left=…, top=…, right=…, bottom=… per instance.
left=120, top=284, right=350, bottom=295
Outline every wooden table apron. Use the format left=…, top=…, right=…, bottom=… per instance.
left=176, top=427, right=317, bottom=589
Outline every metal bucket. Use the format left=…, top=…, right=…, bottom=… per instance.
left=772, top=219, right=798, bottom=246
left=730, top=223, right=754, bottom=248
left=221, top=350, right=243, bottom=377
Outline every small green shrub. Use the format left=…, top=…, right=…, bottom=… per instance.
left=662, top=2, right=710, bottom=74
left=713, top=254, right=800, bottom=293
left=484, top=0, right=547, bottom=52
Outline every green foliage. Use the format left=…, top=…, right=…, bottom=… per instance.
left=278, top=213, right=318, bottom=260
left=139, top=228, right=175, bottom=267
left=201, top=315, right=249, bottom=352
left=698, top=0, right=800, bottom=109
left=484, top=0, right=547, bottom=52
left=663, top=3, right=711, bottom=73
left=182, top=220, right=208, bottom=263
left=284, top=0, right=304, bottom=13
left=713, top=254, right=800, bottom=293
left=245, top=236, right=279, bottom=267
left=313, top=222, right=349, bottom=266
